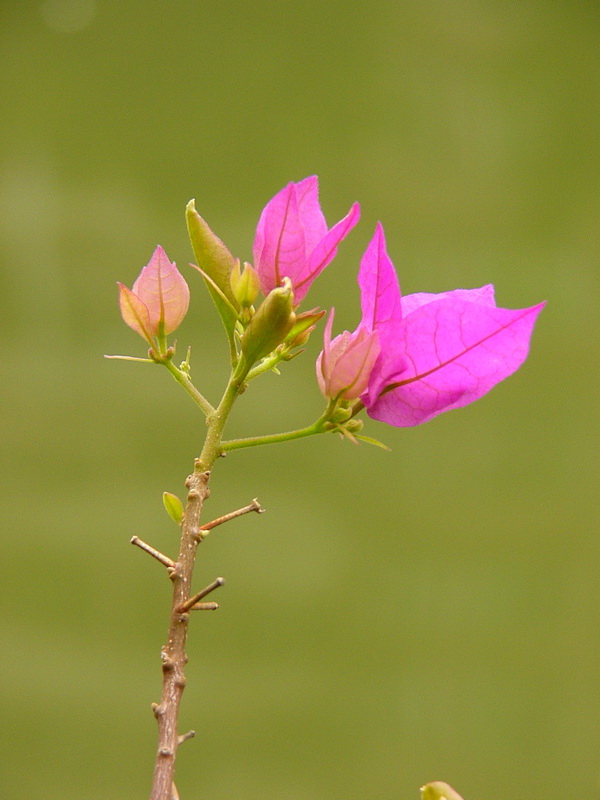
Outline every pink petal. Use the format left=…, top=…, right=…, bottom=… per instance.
left=118, top=282, right=154, bottom=343
left=295, top=201, right=360, bottom=303
left=317, top=308, right=381, bottom=400
left=401, top=284, right=496, bottom=316
left=132, top=246, right=190, bottom=334
left=366, top=298, right=545, bottom=426
left=254, top=183, right=305, bottom=295
left=292, top=176, right=329, bottom=254
left=254, top=178, right=359, bottom=304
left=318, top=307, right=336, bottom=393
left=328, top=326, right=381, bottom=399
left=358, top=223, right=403, bottom=335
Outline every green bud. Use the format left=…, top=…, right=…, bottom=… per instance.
left=241, top=278, right=296, bottom=364
left=420, top=782, right=465, bottom=800
left=285, top=308, right=326, bottom=348
left=344, top=418, right=363, bottom=434
left=230, top=261, right=260, bottom=308
left=186, top=200, right=238, bottom=307
left=330, top=405, right=353, bottom=423
left=163, top=491, right=184, bottom=524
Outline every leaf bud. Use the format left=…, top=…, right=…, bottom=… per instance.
left=163, top=491, right=184, bottom=524
left=420, top=782, right=465, bottom=800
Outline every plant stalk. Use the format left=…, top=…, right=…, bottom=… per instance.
left=149, top=360, right=251, bottom=799
left=149, top=464, right=211, bottom=800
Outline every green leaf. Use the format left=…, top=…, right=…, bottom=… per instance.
left=189, top=263, right=239, bottom=357
left=163, top=492, right=184, bottom=524
left=186, top=200, right=238, bottom=306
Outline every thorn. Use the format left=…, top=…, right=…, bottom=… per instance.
left=130, top=536, right=176, bottom=570
left=197, top=498, right=265, bottom=539
left=178, top=577, right=224, bottom=613
left=171, top=781, right=180, bottom=800
left=191, top=601, right=219, bottom=611
left=178, top=730, right=196, bottom=746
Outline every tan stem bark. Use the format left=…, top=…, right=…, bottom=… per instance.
left=150, top=465, right=211, bottom=800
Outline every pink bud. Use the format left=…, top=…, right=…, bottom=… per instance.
left=254, top=176, right=360, bottom=305
left=118, top=246, right=190, bottom=345
left=316, top=309, right=381, bottom=400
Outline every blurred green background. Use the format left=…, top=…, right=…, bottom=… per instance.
left=1, top=1, right=598, bottom=798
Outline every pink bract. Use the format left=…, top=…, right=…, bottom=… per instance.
left=357, top=224, right=545, bottom=426
left=316, top=309, right=381, bottom=401
left=253, top=176, right=360, bottom=305
left=118, top=245, right=190, bottom=344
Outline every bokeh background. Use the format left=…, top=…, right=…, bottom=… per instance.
left=1, top=1, right=598, bottom=798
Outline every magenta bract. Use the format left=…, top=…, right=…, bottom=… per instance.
left=118, top=246, right=190, bottom=345
left=357, top=224, right=545, bottom=426
left=253, top=176, right=360, bottom=305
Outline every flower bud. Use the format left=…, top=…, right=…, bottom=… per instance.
left=316, top=309, right=380, bottom=400
left=118, top=246, right=189, bottom=346
left=284, top=308, right=326, bottom=349
left=241, top=278, right=296, bottom=364
left=230, top=261, right=260, bottom=308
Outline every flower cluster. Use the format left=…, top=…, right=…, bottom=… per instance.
left=118, top=177, right=544, bottom=429
left=318, top=222, right=545, bottom=426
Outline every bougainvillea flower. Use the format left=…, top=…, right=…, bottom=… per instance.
left=118, top=245, right=190, bottom=345
left=357, top=224, right=545, bottom=426
left=316, top=309, right=381, bottom=400
left=253, top=176, right=360, bottom=305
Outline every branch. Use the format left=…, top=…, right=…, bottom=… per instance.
left=197, top=498, right=264, bottom=539
left=160, top=358, right=215, bottom=417
left=220, top=421, right=326, bottom=452
left=178, top=577, right=225, bottom=614
left=131, top=536, right=176, bottom=573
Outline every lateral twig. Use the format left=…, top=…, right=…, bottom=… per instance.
left=178, top=577, right=225, bottom=614
left=131, top=536, right=176, bottom=571
left=196, top=497, right=264, bottom=540
left=178, top=730, right=196, bottom=746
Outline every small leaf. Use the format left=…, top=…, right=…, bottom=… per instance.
left=163, top=492, right=184, bottom=524
left=420, top=781, right=465, bottom=800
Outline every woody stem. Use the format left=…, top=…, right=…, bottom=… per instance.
left=149, top=359, right=252, bottom=800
